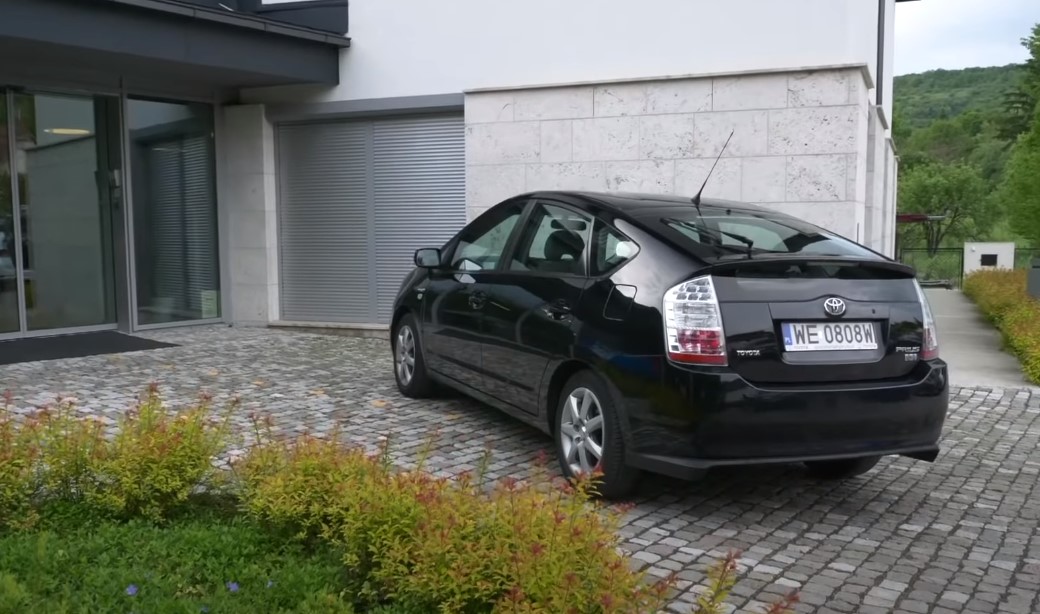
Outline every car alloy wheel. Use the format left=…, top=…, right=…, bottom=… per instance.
left=396, top=325, right=416, bottom=387
left=554, top=371, right=640, bottom=499
left=391, top=313, right=435, bottom=398
left=559, top=386, right=605, bottom=475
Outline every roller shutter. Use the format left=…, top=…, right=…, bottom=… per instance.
left=146, top=134, right=219, bottom=317
left=277, top=114, right=465, bottom=325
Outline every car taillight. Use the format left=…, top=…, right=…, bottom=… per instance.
left=663, top=275, right=727, bottom=365
left=913, top=279, right=939, bottom=360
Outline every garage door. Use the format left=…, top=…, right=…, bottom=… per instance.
left=276, top=114, right=465, bottom=325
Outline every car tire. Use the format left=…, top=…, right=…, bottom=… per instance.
left=554, top=370, right=640, bottom=500
left=392, top=313, right=435, bottom=399
left=803, top=455, right=881, bottom=479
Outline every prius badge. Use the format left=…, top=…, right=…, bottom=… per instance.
left=823, top=297, right=846, bottom=317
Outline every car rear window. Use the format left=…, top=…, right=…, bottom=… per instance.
left=662, top=209, right=878, bottom=259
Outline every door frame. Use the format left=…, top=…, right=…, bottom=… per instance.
left=0, top=88, right=125, bottom=340
left=0, top=80, right=228, bottom=341
left=122, top=93, right=224, bottom=332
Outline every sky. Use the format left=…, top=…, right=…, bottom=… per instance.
left=895, top=0, right=1040, bottom=75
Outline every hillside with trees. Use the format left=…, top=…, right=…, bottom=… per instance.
left=893, top=22, right=1040, bottom=257
left=894, top=64, right=1025, bottom=129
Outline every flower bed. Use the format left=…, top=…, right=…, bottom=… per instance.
left=962, top=268, right=1040, bottom=385
left=0, top=385, right=798, bottom=613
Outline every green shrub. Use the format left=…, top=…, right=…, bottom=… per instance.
left=693, top=550, right=799, bottom=614
left=0, top=392, right=43, bottom=531
left=235, top=423, right=675, bottom=613
left=963, top=268, right=1040, bottom=384
left=84, top=384, right=233, bottom=521
left=0, top=385, right=234, bottom=528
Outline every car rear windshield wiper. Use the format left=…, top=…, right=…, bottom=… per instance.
left=665, top=218, right=755, bottom=258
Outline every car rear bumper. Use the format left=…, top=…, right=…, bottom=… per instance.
left=621, top=360, right=949, bottom=480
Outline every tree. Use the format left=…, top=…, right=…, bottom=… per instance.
left=999, top=103, right=1040, bottom=246
left=904, top=114, right=979, bottom=164
left=998, top=23, right=1040, bottom=142
left=897, top=162, right=991, bottom=255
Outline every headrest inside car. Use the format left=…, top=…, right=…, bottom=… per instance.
left=550, top=218, right=587, bottom=232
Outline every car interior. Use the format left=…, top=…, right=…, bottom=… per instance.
left=511, top=214, right=589, bottom=275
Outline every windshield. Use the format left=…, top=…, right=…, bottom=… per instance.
left=663, top=209, right=878, bottom=259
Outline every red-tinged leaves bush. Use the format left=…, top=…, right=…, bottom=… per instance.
left=0, top=385, right=234, bottom=529
left=691, top=549, right=799, bottom=614
left=85, top=385, right=234, bottom=522
left=234, top=424, right=674, bottom=613
left=963, top=268, right=1040, bottom=384
left=0, top=391, right=43, bottom=531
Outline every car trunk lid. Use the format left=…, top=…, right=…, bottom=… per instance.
left=707, top=257, right=925, bottom=384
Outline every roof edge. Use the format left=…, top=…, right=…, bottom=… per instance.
left=105, top=0, right=351, bottom=47
left=464, top=63, right=874, bottom=94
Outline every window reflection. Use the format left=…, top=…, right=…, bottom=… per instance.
left=15, top=91, right=119, bottom=332
left=0, top=93, right=16, bottom=333
left=128, top=98, right=220, bottom=325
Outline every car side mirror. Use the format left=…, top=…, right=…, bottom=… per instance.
left=414, top=248, right=442, bottom=269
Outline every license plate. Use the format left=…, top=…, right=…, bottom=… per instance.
left=781, top=321, right=877, bottom=352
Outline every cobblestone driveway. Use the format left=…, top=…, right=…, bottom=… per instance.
left=2, top=326, right=1039, bottom=614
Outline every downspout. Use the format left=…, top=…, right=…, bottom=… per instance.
left=876, top=0, right=886, bottom=106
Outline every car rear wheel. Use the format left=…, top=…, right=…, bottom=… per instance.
left=554, top=371, right=640, bottom=499
left=804, top=455, right=881, bottom=479
left=392, top=313, right=435, bottom=398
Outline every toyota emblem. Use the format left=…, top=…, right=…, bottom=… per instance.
left=823, top=297, right=847, bottom=317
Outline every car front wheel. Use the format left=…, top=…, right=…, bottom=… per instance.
left=554, top=371, right=640, bottom=499
left=392, top=313, right=435, bottom=398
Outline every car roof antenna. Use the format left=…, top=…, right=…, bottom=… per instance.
left=691, top=130, right=735, bottom=215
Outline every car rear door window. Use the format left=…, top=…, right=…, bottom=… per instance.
left=449, top=200, right=526, bottom=271
left=591, top=221, right=639, bottom=276
left=509, top=203, right=591, bottom=276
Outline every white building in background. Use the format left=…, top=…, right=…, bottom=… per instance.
left=0, top=0, right=912, bottom=338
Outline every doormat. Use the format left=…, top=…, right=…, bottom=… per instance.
left=0, top=331, right=178, bottom=366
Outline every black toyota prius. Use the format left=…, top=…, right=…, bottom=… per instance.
left=390, top=190, right=948, bottom=498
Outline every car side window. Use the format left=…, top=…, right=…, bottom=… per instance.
left=508, top=203, right=591, bottom=276
left=448, top=200, right=526, bottom=272
left=591, top=221, right=639, bottom=275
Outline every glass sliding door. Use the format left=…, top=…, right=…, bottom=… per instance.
left=0, top=92, right=20, bottom=334
left=127, top=98, right=220, bottom=325
left=12, top=91, right=120, bottom=333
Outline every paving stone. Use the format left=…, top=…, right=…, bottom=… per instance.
left=942, top=591, right=971, bottom=605
left=2, top=327, right=1038, bottom=614
left=898, top=600, right=930, bottom=613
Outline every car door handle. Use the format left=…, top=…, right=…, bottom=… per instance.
left=544, top=299, right=572, bottom=320
left=468, top=291, right=487, bottom=310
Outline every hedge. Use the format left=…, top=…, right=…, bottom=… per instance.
left=962, top=268, right=1040, bottom=385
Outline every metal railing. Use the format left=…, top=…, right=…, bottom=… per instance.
left=898, top=246, right=1038, bottom=288
left=899, top=248, right=964, bottom=288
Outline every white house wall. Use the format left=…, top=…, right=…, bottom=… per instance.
left=864, top=106, right=888, bottom=253
left=465, top=67, right=872, bottom=243
left=252, top=0, right=888, bottom=112
left=221, top=104, right=281, bottom=325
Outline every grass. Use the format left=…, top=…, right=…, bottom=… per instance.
left=0, top=504, right=365, bottom=614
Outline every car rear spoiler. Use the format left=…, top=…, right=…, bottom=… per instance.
left=702, top=255, right=918, bottom=278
